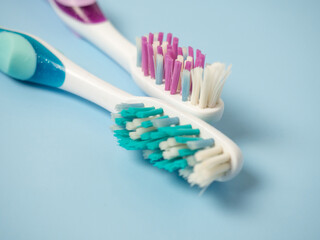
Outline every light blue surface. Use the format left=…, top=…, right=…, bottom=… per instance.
left=0, top=0, right=319, bottom=239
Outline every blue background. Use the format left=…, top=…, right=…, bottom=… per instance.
left=1, top=0, right=320, bottom=239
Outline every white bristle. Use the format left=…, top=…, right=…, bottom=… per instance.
left=195, top=144, right=223, bottom=161
left=190, top=67, right=203, bottom=105
left=163, top=145, right=188, bottom=160
left=179, top=167, right=193, bottom=179
left=154, top=33, right=159, bottom=42
left=126, top=117, right=156, bottom=130
left=129, top=126, right=156, bottom=140
left=208, top=65, right=232, bottom=107
left=182, top=47, right=188, bottom=60
left=186, top=155, right=197, bottom=166
left=111, top=113, right=121, bottom=121
left=188, top=153, right=231, bottom=187
left=199, top=65, right=212, bottom=108
left=153, top=41, right=160, bottom=68
left=161, top=41, right=168, bottom=56
left=110, top=125, right=123, bottom=131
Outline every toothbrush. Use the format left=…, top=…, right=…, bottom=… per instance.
left=48, top=0, right=231, bottom=123
left=0, top=27, right=242, bottom=188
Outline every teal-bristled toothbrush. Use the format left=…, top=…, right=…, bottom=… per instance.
left=0, top=27, right=243, bottom=188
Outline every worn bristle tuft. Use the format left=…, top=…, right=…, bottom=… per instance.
left=112, top=103, right=231, bottom=188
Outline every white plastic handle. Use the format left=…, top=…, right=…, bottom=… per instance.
left=30, top=31, right=133, bottom=112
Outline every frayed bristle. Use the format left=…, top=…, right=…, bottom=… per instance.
left=136, top=32, right=231, bottom=108
left=112, top=103, right=231, bottom=188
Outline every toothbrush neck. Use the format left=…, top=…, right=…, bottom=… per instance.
left=61, top=58, right=133, bottom=112
left=53, top=0, right=107, bottom=23
left=86, top=21, right=136, bottom=73
left=51, top=0, right=135, bottom=73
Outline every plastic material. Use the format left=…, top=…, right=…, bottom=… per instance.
left=48, top=0, right=225, bottom=123
left=0, top=31, right=36, bottom=80
left=0, top=28, right=65, bottom=87
left=0, top=27, right=242, bottom=182
left=54, top=0, right=106, bottom=23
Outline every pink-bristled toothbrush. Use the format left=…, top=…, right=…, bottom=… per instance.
left=49, top=0, right=231, bottom=123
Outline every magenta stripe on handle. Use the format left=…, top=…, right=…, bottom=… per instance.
left=54, top=0, right=106, bottom=23
left=178, top=47, right=183, bottom=56
left=56, top=0, right=96, bottom=7
left=164, top=56, right=173, bottom=91
left=141, top=37, right=149, bottom=76
left=170, top=61, right=182, bottom=94
left=148, top=44, right=155, bottom=79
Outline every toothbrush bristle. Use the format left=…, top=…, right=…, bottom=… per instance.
left=112, top=103, right=231, bottom=188
left=136, top=33, right=231, bottom=108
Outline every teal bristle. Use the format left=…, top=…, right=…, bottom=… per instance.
left=154, top=159, right=188, bottom=172
left=149, top=125, right=193, bottom=140
left=178, top=149, right=198, bottom=157
left=136, top=108, right=163, bottom=118
left=120, top=107, right=155, bottom=118
left=112, top=103, right=216, bottom=181
left=115, top=117, right=129, bottom=126
left=146, top=138, right=168, bottom=150
left=148, top=151, right=163, bottom=162
left=175, top=136, right=201, bottom=144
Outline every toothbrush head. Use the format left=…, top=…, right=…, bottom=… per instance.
left=112, top=97, right=243, bottom=188
left=133, top=33, right=231, bottom=123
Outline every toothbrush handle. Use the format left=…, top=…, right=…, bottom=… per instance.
left=49, top=0, right=136, bottom=73
left=61, top=57, right=133, bottom=112
left=3, top=27, right=133, bottom=113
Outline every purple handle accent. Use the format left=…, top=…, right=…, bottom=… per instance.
left=54, top=0, right=107, bottom=24
left=56, top=0, right=96, bottom=7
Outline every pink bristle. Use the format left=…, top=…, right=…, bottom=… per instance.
left=185, top=61, right=192, bottom=71
left=195, top=57, right=200, bottom=68
left=166, top=33, right=172, bottom=45
left=148, top=44, right=155, bottom=79
left=172, top=37, right=179, bottom=58
left=178, top=47, right=183, bottom=56
left=167, top=48, right=175, bottom=59
left=188, top=46, right=194, bottom=58
left=170, top=61, right=182, bottom=94
left=158, top=32, right=164, bottom=45
left=149, top=33, right=154, bottom=44
left=141, top=37, right=149, bottom=76
left=157, top=46, right=163, bottom=55
left=196, top=49, right=201, bottom=58
left=164, top=55, right=173, bottom=91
